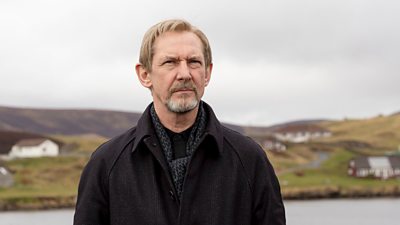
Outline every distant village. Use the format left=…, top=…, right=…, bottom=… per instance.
left=248, top=123, right=400, bottom=180
left=1, top=122, right=400, bottom=189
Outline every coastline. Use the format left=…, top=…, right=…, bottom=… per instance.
left=0, top=196, right=76, bottom=211
left=282, top=185, right=400, bottom=200
left=1, top=186, right=400, bottom=211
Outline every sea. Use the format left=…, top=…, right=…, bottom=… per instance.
left=0, top=198, right=398, bottom=225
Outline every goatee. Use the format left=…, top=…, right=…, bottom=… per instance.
left=166, top=82, right=199, bottom=113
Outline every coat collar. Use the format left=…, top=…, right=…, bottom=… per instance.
left=131, top=101, right=224, bottom=155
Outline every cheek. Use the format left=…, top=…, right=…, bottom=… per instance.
left=194, top=80, right=206, bottom=95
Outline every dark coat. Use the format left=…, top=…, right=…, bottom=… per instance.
left=73, top=103, right=286, bottom=225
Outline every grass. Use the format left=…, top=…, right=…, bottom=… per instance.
left=2, top=113, right=400, bottom=207
left=320, top=114, right=400, bottom=150
left=0, top=133, right=102, bottom=209
left=278, top=148, right=400, bottom=199
left=0, top=156, right=88, bottom=200
left=51, top=134, right=107, bottom=153
left=267, top=143, right=322, bottom=172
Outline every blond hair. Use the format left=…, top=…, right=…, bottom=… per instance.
left=139, top=19, right=212, bottom=72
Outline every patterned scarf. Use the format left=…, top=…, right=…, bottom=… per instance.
left=150, top=102, right=207, bottom=198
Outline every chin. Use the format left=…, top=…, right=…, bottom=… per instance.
left=166, top=97, right=199, bottom=113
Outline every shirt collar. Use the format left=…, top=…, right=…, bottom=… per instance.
left=131, top=101, right=224, bottom=155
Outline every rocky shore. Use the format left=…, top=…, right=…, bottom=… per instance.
left=282, top=185, right=400, bottom=200
left=0, top=196, right=76, bottom=211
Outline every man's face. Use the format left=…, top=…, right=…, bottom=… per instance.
left=144, top=31, right=212, bottom=113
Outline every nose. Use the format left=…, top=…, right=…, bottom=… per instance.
left=176, top=60, right=191, bottom=81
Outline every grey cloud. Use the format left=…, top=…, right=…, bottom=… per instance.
left=0, top=0, right=399, bottom=125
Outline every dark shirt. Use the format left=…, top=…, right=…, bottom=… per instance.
left=165, top=126, right=192, bottom=159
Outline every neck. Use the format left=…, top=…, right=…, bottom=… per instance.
left=153, top=103, right=199, bottom=133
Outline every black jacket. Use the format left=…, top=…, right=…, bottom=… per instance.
left=74, top=103, right=286, bottom=225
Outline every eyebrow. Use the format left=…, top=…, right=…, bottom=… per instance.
left=160, top=55, right=203, bottom=61
left=162, top=56, right=177, bottom=60
left=187, top=56, right=203, bottom=61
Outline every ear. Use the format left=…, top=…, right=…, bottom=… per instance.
left=136, top=64, right=152, bottom=88
left=204, top=63, right=213, bottom=87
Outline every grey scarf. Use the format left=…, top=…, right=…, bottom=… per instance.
left=150, top=102, right=207, bottom=198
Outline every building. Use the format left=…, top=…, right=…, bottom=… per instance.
left=0, top=163, right=13, bottom=188
left=0, top=130, right=62, bottom=160
left=272, top=124, right=331, bottom=143
left=250, top=135, right=287, bottom=153
left=9, top=138, right=59, bottom=158
left=348, top=156, right=400, bottom=179
left=261, top=137, right=287, bottom=152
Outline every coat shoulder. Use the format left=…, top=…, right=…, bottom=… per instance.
left=221, top=126, right=265, bottom=158
left=221, top=125, right=276, bottom=190
left=90, top=127, right=136, bottom=167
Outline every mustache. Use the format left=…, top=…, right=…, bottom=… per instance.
left=169, top=82, right=197, bottom=93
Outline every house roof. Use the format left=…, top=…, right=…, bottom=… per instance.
left=351, top=156, right=400, bottom=169
left=0, top=167, right=9, bottom=175
left=352, top=156, right=370, bottom=169
left=368, top=157, right=391, bottom=169
left=389, top=155, right=400, bottom=168
left=14, top=138, right=49, bottom=147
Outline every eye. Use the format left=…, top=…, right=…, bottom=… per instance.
left=189, top=60, right=201, bottom=64
left=162, top=60, right=174, bottom=65
left=188, top=59, right=202, bottom=67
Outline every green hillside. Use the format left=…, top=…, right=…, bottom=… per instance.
left=321, top=114, right=400, bottom=151
left=1, top=114, right=399, bottom=209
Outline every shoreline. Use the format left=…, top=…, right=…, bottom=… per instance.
left=282, top=185, right=400, bottom=200
left=0, top=196, right=76, bottom=211
left=1, top=186, right=400, bottom=211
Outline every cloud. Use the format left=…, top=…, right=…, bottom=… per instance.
left=0, top=0, right=399, bottom=125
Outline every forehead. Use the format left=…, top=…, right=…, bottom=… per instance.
left=153, top=31, right=204, bottom=58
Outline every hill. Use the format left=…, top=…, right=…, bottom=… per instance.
left=1, top=104, right=398, bottom=153
left=0, top=105, right=248, bottom=138
left=1, top=108, right=400, bottom=208
left=320, top=114, right=400, bottom=151
left=0, top=106, right=142, bottom=137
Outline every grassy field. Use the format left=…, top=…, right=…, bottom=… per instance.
left=0, top=156, right=87, bottom=210
left=0, top=147, right=399, bottom=208
left=1, top=114, right=400, bottom=208
left=277, top=148, right=400, bottom=199
left=321, top=114, right=400, bottom=150
left=0, top=156, right=87, bottom=197
left=52, top=134, right=108, bottom=153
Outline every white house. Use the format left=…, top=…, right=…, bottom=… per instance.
left=261, top=137, right=287, bottom=152
left=9, top=138, right=59, bottom=158
left=273, top=124, right=331, bottom=143
left=348, top=156, right=400, bottom=179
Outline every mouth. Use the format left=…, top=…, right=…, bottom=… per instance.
left=170, top=82, right=197, bottom=96
left=172, top=89, right=195, bottom=97
left=174, top=88, right=194, bottom=93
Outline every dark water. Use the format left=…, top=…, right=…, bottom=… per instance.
left=0, top=198, right=399, bottom=225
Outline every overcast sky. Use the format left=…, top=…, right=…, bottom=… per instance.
left=1, top=0, right=399, bottom=126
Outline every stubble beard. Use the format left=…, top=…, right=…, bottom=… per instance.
left=166, top=82, right=199, bottom=113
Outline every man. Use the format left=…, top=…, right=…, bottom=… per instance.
left=74, top=19, right=286, bottom=225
